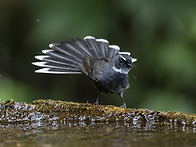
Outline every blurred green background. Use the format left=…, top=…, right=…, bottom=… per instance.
left=0, top=0, right=196, bottom=113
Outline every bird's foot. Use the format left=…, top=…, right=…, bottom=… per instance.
left=94, top=101, right=99, bottom=105
left=120, top=103, right=126, bottom=109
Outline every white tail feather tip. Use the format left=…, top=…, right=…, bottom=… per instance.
left=35, top=68, right=82, bottom=74
left=109, top=45, right=120, bottom=50
left=84, top=36, right=95, bottom=40
left=49, top=43, right=55, bottom=48
left=35, top=55, right=49, bottom=60
left=119, top=52, right=131, bottom=56
left=32, top=62, right=47, bottom=67
left=35, top=68, right=50, bottom=73
left=42, top=49, right=53, bottom=54
left=96, top=39, right=109, bottom=43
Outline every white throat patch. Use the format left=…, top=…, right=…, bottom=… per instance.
left=112, top=66, right=129, bottom=74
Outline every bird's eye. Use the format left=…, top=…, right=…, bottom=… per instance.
left=119, top=56, right=125, bottom=64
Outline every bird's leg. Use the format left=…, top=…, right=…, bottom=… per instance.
left=94, top=92, right=101, bottom=105
left=119, top=92, right=126, bottom=108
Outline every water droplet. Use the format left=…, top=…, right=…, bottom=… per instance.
left=36, top=19, right=40, bottom=22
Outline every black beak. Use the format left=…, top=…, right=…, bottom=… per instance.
left=127, top=63, right=133, bottom=68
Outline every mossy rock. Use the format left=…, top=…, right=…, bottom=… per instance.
left=0, top=99, right=195, bottom=127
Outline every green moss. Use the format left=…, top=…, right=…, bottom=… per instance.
left=0, top=99, right=195, bottom=127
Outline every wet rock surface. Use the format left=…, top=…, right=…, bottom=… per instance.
left=0, top=99, right=196, bottom=146
left=0, top=99, right=195, bottom=127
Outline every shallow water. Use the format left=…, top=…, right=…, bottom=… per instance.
left=0, top=122, right=195, bottom=147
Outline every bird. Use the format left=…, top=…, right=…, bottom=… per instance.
left=32, top=36, right=137, bottom=108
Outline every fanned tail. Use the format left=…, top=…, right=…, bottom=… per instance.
left=84, top=36, right=124, bottom=59
left=32, top=36, right=131, bottom=74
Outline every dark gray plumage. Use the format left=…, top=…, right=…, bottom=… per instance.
left=32, top=36, right=137, bottom=108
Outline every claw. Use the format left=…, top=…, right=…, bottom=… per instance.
left=94, top=101, right=99, bottom=105
left=119, top=92, right=126, bottom=108
left=94, top=93, right=101, bottom=105
left=120, top=103, right=126, bottom=109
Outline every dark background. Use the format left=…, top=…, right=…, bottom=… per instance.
left=0, top=0, right=196, bottom=113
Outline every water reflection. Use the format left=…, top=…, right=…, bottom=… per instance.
left=0, top=122, right=195, bottom=146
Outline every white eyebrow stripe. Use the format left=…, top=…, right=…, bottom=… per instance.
left=109, top=45, right=120, bottom=50
left=119, top=55, right=126, bottom=60
left=132, top=58, right=137, bottom=62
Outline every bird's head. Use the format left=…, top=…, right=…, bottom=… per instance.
left=112, top=54, right=137, bottom=74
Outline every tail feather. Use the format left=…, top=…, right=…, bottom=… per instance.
left=33, top=61, right=75, bottom=70
left=45, top=51, right=80, bottom=65
left=70, top=38, right=94, bottom=57
left=84, top=36, right=101, bottom=58
left=35, top=68, right=81, bottom=74
left=43, top=58, right=77, bottom=67
left=96, top=39, right=109, bottom=58
left=33, top=36, right=131, bottom=74
left=49, top=44, right=82, bottom=63
left=58, top=42, right=83, bottom=58
left=33, top=52, right=81, bottom=74
left=106, top=45, right=120, bottom=59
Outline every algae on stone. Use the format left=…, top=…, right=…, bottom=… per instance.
left=0, top=99, right=195, bottom=127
